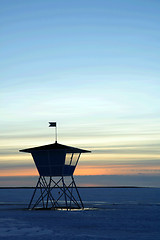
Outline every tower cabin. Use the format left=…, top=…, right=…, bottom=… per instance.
left=20, top=142, right=90, bottom=210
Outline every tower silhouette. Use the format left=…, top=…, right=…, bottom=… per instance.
left=19, top=123, right=90, bottom=210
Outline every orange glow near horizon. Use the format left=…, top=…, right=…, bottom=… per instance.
left=0, top=167, right=38, bottom=177
left=1, top=164, right=160, bottom=177
left=74, top=165, right=160, bottom=176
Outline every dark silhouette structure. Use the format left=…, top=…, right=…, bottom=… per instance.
left=19, top=126, right=90, bottom=210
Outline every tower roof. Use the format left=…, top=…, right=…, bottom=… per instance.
left=19, top=142, right=91, bottom=153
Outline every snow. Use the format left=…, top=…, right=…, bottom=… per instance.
left=0, top=187, right=160, bottom=240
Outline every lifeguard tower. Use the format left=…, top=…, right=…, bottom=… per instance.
left=19, top=122, right=90, bottom=210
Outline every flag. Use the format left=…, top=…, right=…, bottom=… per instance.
left=49, top=122, right=56, bottom=127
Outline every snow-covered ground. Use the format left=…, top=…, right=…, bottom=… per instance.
left=0, top=187, right=160, bottom=240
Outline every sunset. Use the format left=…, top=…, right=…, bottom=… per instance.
left=0, top=1, right=160, bottom=239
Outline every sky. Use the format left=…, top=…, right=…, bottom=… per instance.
left=1, top=0, right=160, bottom=187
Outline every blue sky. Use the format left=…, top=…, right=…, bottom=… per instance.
left=0, top=0, right=160, bottom=186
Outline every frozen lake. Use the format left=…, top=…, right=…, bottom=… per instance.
left=0, top=187, right=160, bottom=239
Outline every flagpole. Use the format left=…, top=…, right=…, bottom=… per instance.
left=49, top=122, right=57, bottom=143
left=55, top=124, right=57, bottom=143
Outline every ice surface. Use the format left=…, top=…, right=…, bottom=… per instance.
left=0, top=187, right=160, bottom=240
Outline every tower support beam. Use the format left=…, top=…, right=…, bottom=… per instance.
left=28, top=176, right=84, bottom=210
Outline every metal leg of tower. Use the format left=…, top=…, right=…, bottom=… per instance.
left=71, top=175, right=84, bottom=209
left=70, top=181, right=73, bottom=208
left=51, top=177, right=78, bottom=208
left=69, top=179, right=74, bottom=209
left=28, top=176, right=41, bottom=209
left=40, top=180, right=45, bottom=208
left=63, top=179, right=81, bottom=208
left=30, top=177, right=49, bottom=209
left=62, top=176, right=68, bottom=210
left=30, top=176, right=57, bottom=209
left=37, top=177, right=62, bottom=209
left=28, top=176, right=84, bottom=210
left=40, top=176, right=57, bottom=208
left=46, top=176, right=52, bottom=208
